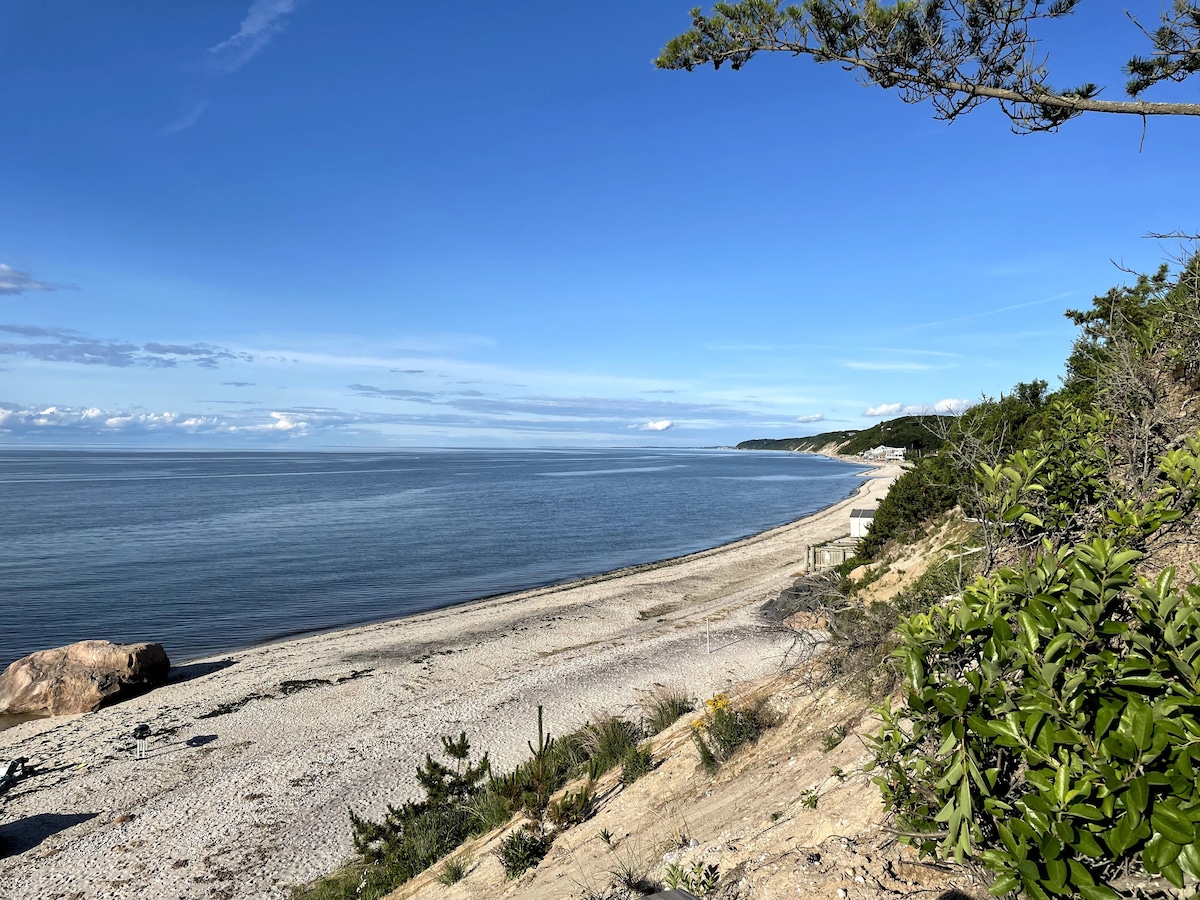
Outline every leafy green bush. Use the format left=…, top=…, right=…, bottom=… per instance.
left=873, top=538, right=1200, bottom=899
left=665, top=859, right=720, bottom=896
left=497, top=825, right=551, bottom=879
left=691, top=694, right=771, bottom=772
left=819, top=554, right=973, bottom=698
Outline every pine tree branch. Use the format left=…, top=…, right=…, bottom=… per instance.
left=657, top=1, right=1200, bottom=132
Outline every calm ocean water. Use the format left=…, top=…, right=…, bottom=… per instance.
left=0, top=448, right=867, bottom=668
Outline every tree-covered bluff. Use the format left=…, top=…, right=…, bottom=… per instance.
left=736, top=414, right=947, bottom=456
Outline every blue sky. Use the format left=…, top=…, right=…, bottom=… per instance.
left=1, top=1, right=1196, bottom=448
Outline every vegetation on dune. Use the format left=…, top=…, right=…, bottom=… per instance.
left=860, top=253, right=1200, bottom=900
left=691, top=692, right=776, bottom=773
left=295, top=689, right=696, bottom=900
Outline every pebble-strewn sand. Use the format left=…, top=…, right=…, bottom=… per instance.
left=0, top=462, right=898, bottom=900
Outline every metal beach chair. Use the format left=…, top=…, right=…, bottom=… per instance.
left=0, top=758, right=27, bottom=797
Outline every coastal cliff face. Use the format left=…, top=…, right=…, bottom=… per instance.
left=0, top=640, right=170, bottom=716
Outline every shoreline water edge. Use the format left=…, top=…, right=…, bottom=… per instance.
left=0, top=460, right=901, bottom=900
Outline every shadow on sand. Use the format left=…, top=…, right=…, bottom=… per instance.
left=167, top=658, right=236, bottom=684
left=0, top=812, right=99, bottom=855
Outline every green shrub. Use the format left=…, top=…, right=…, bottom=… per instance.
left=820, top=725, right=846, bottom=753
left=546, top=783, right=596, bottom=830
left=821, top=554, right=977, bottom=698
left=858, top=453, right=960, bottom=560
left=497, top=825, right=551, bottom=879
left=303, top=707, right=662, bottom=899
left=873, top=537, right=1200, bottom=899
left=691, top=694, right=771, bottom=771
left=693, top=729, right=719, bottom=774
left=620, top=744, right=654, bottom=784
left=665, top=859, right=720, bottom=896
left=342, top=733, right=490, bottom=896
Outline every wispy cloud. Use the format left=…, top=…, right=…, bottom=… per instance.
left=0, top=265, right=63, bottom=296
left=206, top=0, right=297, bottom=74
left=901, top=293, right=1075, bottom=332
left=0, top=324, right=253, bottom=368
left=349, top=383, right=438, bottom=403
left=162, top=99, right=212, bottom=136
left=843, top=361, right=941, bottom=372
left=222, top=381, right=256, bottom=387
left=165, top=0, right=299, bottom=135
left=863, top=398, right=972, bottom=417
left=796, top=414, right=825, bottom=423
left=0, top=399, right=697, bottom=446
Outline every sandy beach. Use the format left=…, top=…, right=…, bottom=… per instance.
left=0, top=461, right=899, bottom=900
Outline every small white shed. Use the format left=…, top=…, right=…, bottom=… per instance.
left=850, top=508, right=876, bottom=538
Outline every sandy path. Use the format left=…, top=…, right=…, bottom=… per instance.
left=0, top=461, right=898, bottom=900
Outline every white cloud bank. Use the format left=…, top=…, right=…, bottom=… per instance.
left=637, top=420, right=673, bottom=431
left=0, top=403, right=339, bottom=440
left=0, top=405, right=221, bottom=434
left=863, top=398, right=973, bottom=417
left=796, top=414, right=825, bottom=423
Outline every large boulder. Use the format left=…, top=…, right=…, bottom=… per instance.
left=0, top=640, right=170, bottom=716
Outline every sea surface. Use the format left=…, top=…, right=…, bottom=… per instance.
left=0, top=448, right=867, bottom=668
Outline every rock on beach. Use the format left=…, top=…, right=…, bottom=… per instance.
left=0, top=640, right=170, bottom=716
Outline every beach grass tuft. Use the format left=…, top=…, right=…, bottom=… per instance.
left=641, top=685, right=695, bottom=734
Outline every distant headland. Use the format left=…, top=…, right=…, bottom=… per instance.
left=735, top=414, right=948, bottom=456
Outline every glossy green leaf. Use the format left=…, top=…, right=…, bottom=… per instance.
left=1126, top=777, right=1149, bottom=814
left=1161, top=859, right=1185, bottom=889
left=1043, top=856, right=1067, bottom=891
left=1071, top=828, right=1103, bottom=858
left=1151, top=801, right=1196, bottom=844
